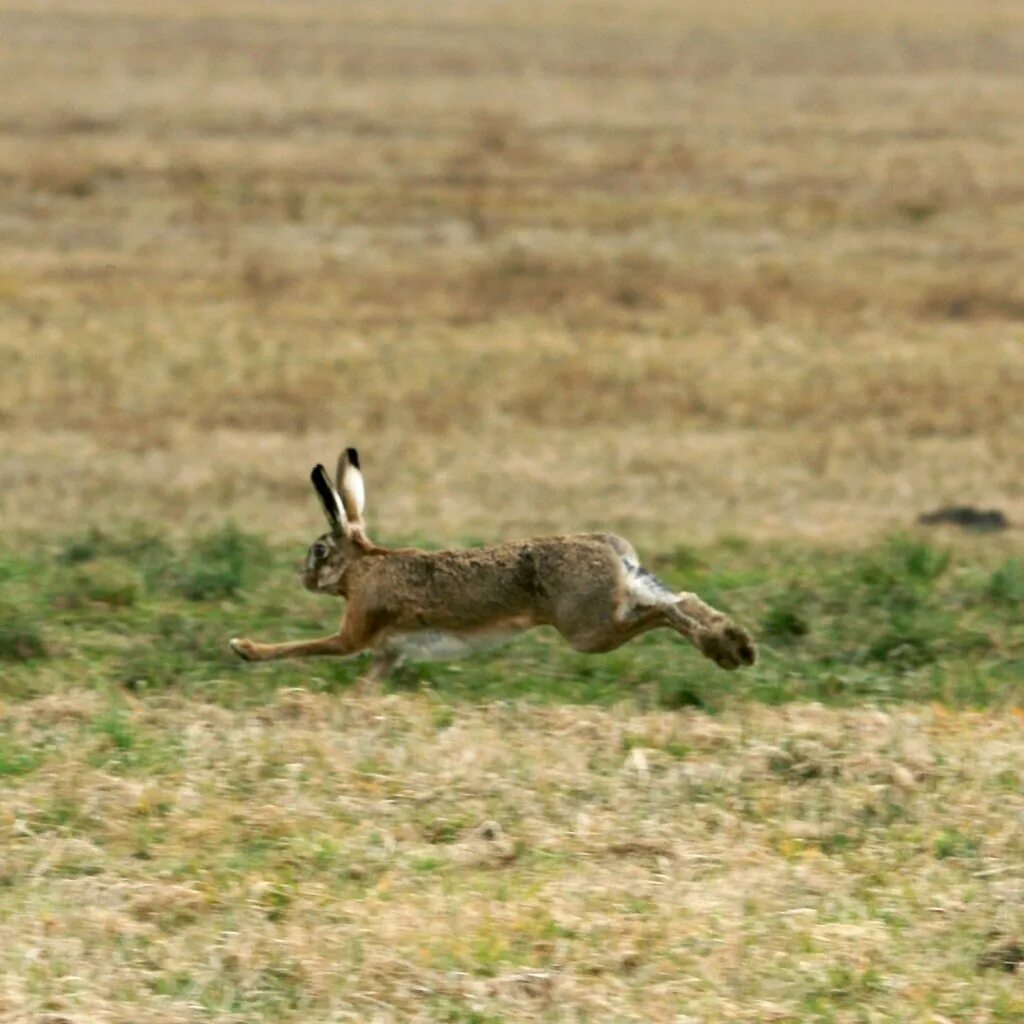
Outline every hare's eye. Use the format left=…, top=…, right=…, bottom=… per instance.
left=313, top=542, right=328, bottom=559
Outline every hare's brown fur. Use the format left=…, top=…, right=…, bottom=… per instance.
left=229, top=451, right=756, bottom=682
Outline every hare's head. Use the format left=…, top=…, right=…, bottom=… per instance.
left=303, top=448, right=373, bottom=595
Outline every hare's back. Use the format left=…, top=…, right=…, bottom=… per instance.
left=371, top=534, right=627, bottom=629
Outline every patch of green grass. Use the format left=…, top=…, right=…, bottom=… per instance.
left=801, top=962, right=885, bottom=1012
left=429, top=999, right=506, bottom=1024
left=934, top=828, right=981, bottom=860
left=37, top=794, right=94, bottom=831
left=119, top=613, right=237, bottom=691
left=0, top=528, right=1020, bottom=711
left=169, top=523, right=272, bottom=601
left=656, top=670, right=714, bottom=710
left=93, top=702, right=136, bottom=752
left=81, top=699, right=185, bottom=776
left=0, top=734, right=42, bottom=776
left=0, top=601, right=47, bottom=662
left=55, top=526, right=177, bottom=593
left=760, top=586, right=812, bottom=644
left=51, top=558, right=141, bottom=610
left=988, top=559, right=1024, bottom=605
left=432, top=705, right=456, bottom=730
left=0, top=551, right=34, bottom=584
left=57, top=525, right=169, bottom=565
left=724, top=534, right=1020, bottom=707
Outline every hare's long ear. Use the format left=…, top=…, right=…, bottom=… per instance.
left=311, top=464, right=347, bottom=538
left=336, top=447, right=366, bottom=529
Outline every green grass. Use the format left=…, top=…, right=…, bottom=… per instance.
left=3, top=543, right=1024, bottom=1023
left=0, top=600, right=46, bottom=662
left=0, top=527, right=1020, bottom=711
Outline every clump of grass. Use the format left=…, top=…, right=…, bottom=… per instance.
left=767, top=737, right=836, bottom=783
left=732, top=534, right=1015, bottom=701
left=55, top=526, right=176, bottom=601
left=987, top=559, right=1024, bottom=605
left=119, top=613, right=234, bottom=690
left=240, top=249, right=296, bottom=302
left=119, top=641, right=186, bottom=691
left=934, top=828, right=981, bottom=860
left=56, top=526, right=116, bottom=566
left=56, top=525, right=172, bottom=567
left=852, top=535, right=950, bottom=607
left=170, top=523, right=271, bottom=602
left=51, top=558, right=141, bottom=610
left=815, top=537, right=965, bottom=671
left=656, top=677, right=709, bottom=710
left=760, top=586, right=812, bottom=644
left=52, top=524, right=273, bottom=607
left=0, top=555, right=26, bottom=586
left=862, top=616, right=949, bottom=668
left=0, top=601, right=47, bottom=661
left=0, top=734, right=42, bottom=776
left=87, top=700, right=185, bottom=775
left=93, top=703, right=135, bottom=753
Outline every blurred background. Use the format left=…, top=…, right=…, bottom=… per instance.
left=5, top=5, right=1024, bottom=1021
left=4, top=0, right=1023, bottom=547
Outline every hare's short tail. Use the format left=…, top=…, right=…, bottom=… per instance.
left=623, top=561, right=678, bottom=605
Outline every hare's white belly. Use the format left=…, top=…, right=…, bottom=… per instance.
left=386, top=628, right=520, bottom=662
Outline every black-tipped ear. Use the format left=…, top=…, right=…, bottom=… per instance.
left=311, top=464, right=346, bottom=536
left=336, top=447, right=367, bottom=525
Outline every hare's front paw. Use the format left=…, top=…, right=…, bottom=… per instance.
left=229, top=637, right=258, bottom=661
left=697, top=622, right=757, bottom=670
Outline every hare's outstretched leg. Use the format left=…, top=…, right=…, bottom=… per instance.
left=229, top=632, right=366, bottom=663
left=558, top=569, right=756, bottom=668
left=675, top=592, right=732, bottom=631
left=672, top=592, right=756, bottom=668
left=558, top=607, right=741, bottom=670
left=617, top=563, right=756, bottom=669
left=660, top=603, right=756, bottom=669
left=600, top=600, right=755, bottom=670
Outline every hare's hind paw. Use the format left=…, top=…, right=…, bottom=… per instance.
left=698, top=622, right=757, bottom=670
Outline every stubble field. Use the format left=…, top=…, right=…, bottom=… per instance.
left=2, top=1, right=1024, bottom=1020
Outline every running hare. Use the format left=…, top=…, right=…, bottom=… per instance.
left=230, top=449, right=756, bottom=683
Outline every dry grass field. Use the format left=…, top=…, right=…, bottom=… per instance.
left=2, top=0, right=1024, bottom=542
left=5, top=692, right=1024, bottom=1023
left=2, top=1, right=1024, bottom=1020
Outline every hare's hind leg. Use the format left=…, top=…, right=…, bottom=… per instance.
left=616, top=563, right=756, bottom=669
left=551, top=554, right=698, bottom=655
left=549, top=547, right=756, bottom=667
left=553, top=572, right=707, bottom=654
left=660, top=603, right=756, bottom=669
left=672, top=592, right=756, bottom=668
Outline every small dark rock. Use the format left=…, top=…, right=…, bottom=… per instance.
left=479, top=820, right=502, bottom=841
left=978, top=940, right=1024, bottom=972
left=918, top=506, right=1009, bottom=532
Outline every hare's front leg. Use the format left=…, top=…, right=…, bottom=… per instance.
left=229, top=632, right=368, bottom=662
left=230, top=595, right=390, bottom=665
